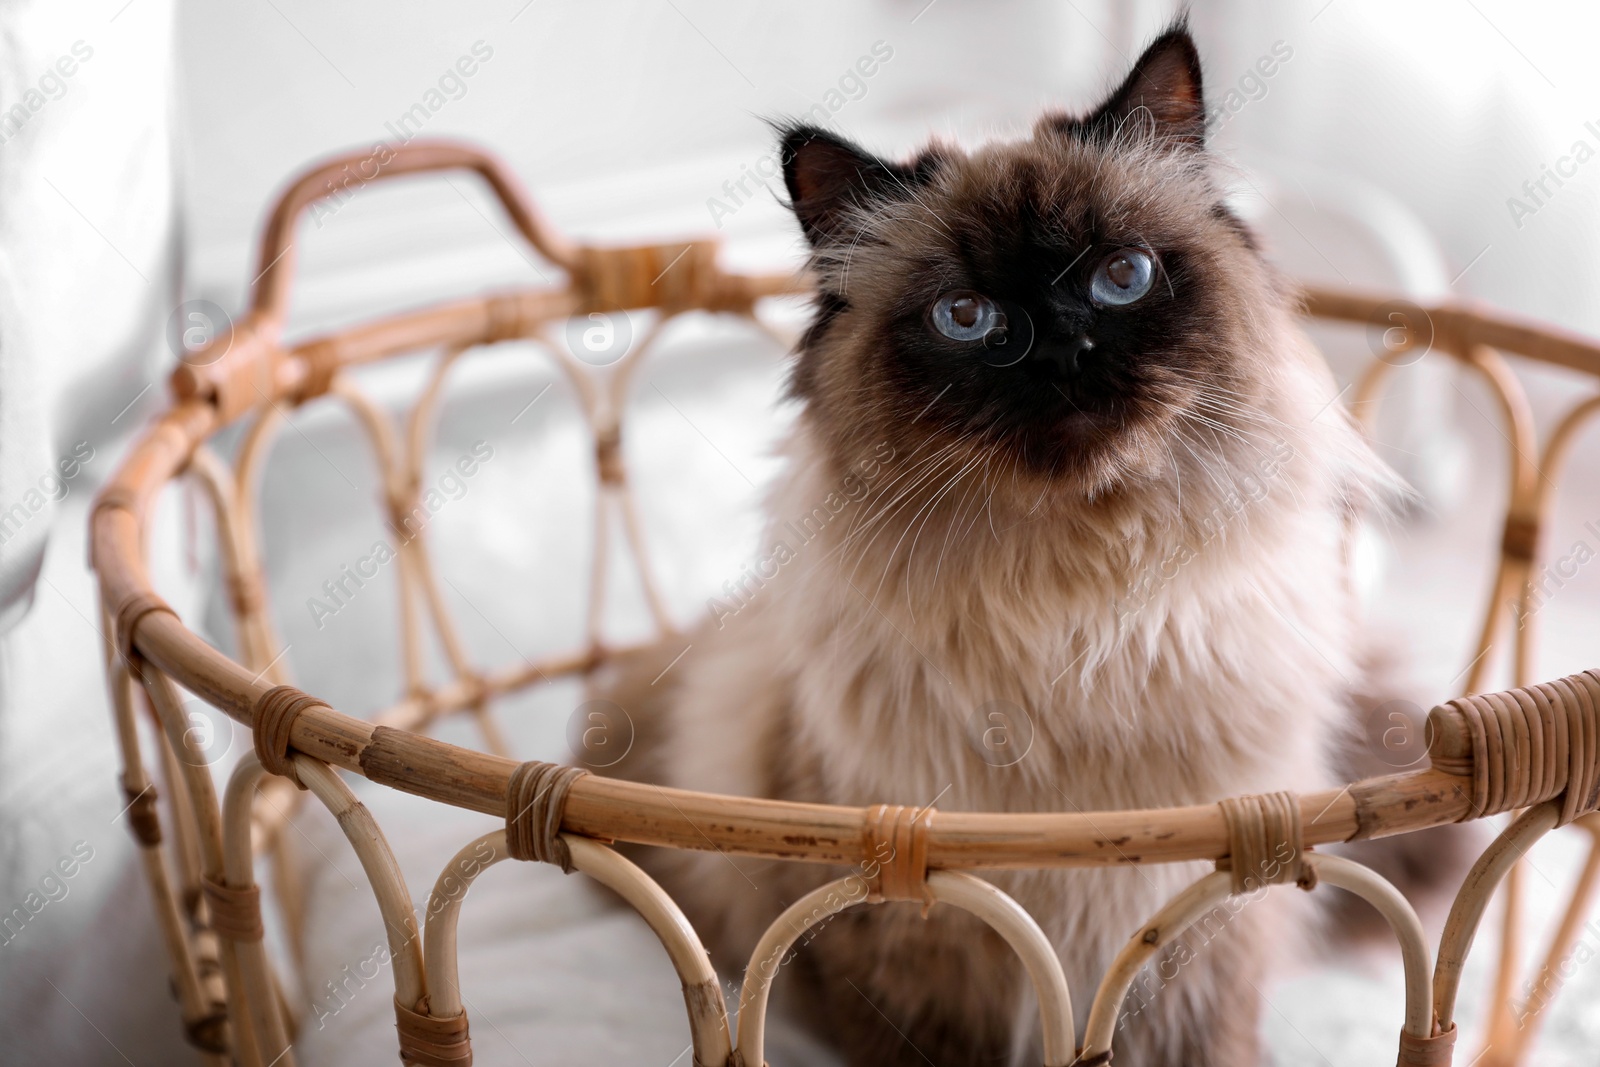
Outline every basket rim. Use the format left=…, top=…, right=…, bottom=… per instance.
left=91, top=139, right=1600, bottom=874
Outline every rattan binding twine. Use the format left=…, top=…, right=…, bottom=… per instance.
left=113, top=590, right=175, bottom=663
left=505, top=760, right=590, bottom=872
left=202, top=876, right=264, bottom=942
left=863, top=803, right=936, bottom=905
left=1430, top=669, right=1600, bottom=825
left=1396, top=1022, right=1458, bottom=1067
left=394, top=997, right=472, bottom=1067
left=1217, top=791, right=1314, bottom=894
left=253, top=685, right=328, bottom=788
left=122, top=778, right=161, bottom=846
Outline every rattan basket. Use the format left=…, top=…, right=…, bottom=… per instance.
left=91, top=140, right=1600, bottom=1067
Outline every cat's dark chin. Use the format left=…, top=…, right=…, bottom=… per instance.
left=1002, top=411, right=1128, bottom=479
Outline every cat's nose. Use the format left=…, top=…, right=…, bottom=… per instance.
left=1033, top=334, right=1095, bottom=377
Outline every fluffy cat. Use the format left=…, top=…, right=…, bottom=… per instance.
left=598, top=23, right=1408, bottom=1066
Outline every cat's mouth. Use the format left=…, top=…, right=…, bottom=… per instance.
left=964, top=371, right=1191, bottom=492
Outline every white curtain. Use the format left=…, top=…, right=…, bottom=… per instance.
left=0, top=1, right=188, bottom=1063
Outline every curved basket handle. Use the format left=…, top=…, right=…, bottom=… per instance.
left=170, top=139, right=584, bottom=422
left=251, top=139, right=580, bottom=326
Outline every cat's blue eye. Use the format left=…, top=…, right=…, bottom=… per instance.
left=930, top=291, right=1004, bottom=342
left=1090, top=248, right=1156, bottom=306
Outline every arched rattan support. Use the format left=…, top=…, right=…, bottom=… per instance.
left=290, top=755, right=429, bottom=1024
left=401, top=345, right=477, bottom=679
left=1339, top=330, right=1541, bottom=698
left=142, top=668, right=259, bottom=1062
left=220, top=755, right=296, bottom=1066
left=399, top=345, right=513, bottom=754
left=735, top=870, right=1075, bottom=1067
left=1520, top=393, right=1600, bottom=679
left=1078, top=870, right=1235, bottom=1063
left=1080, top=854, right=1433, bottom=1064
left=1309, top=854, right=1435, bottom=1040
left=1338, top=321, right=1571, bottom=1067
left=196, top=423, right=313, bottom=986
left=101, top=644, right=227, bottom=1063
left=230, top=404, right=293, bottom=678
left=187, top=447, right=286, bottom=683
left=1458, top=344, right=1543, bottom=695
left=1349, top=351, right=1403, bottom=439
left=330, top=377, right=431, bottom=697
left=320, top=347, right=527, bottom=755
left=1479, top=811, right=1600, bottom=1065
left=538, top=310, right=681, bottom=645
left=422, top=830, right=732, bottom=1067
left=1434, top=801, right=1562, bottom=1031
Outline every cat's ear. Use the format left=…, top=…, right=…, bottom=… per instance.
left=779, top=124, right=936, bottom=245
left=1049, top=23, right=1207, bottom=150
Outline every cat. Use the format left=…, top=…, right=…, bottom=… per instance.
left=596, top=22, right=1420, bottom=1066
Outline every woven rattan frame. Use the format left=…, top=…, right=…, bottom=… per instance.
left=90, top=140, right=1600, bottom=1067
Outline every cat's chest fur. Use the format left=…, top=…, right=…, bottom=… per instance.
left=721, top=425, right=1355, bottom=818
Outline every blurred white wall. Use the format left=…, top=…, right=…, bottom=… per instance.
left=1193, top=0, right=1600, bottom=336
left=178, top=0, right=1120, bottom=321
left=175, top=0, right=1600, bottom=342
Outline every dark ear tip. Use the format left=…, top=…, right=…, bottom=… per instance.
left=1139, top=17, right=1203, bottom=76
left=775, top=123, right=862, bottom=175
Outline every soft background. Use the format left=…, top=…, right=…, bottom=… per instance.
left=3, top=0, right=1600, bottom=1063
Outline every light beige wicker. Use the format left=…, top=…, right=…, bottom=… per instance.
left=91, top=140, right=1600, bottom=1067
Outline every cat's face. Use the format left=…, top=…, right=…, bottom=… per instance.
left=782, top=26, right=1285, bottom=503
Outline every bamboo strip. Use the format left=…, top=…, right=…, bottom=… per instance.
left=422, top=830, right=732, bottom=1065
left=1477, top=814, right=1600, bottom=1066
left=1078, top=869, right=1235, bottom=1060
left=734, top=870, right=1074, bottom=1067
left=221, top=757, right=296, bottom=1066
left=292, top=757, right=427, bottom=1012
left=142, top=670, right=261, bottom=1064
left=1435, top=802, right=1562, bottom=1030
left=104, top=650, right=219, bottom=1057
left=1310, top=854, right=1434, bottom=1039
